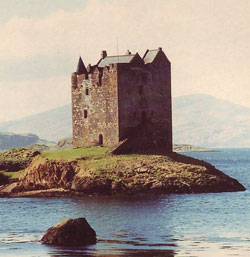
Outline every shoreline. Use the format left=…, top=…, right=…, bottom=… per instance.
left=0, top=184, right=246, bottom=199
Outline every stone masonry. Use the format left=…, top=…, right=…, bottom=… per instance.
left=71, top=47, right=172, bottom=153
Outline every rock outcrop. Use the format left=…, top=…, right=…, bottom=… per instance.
left=0, top=148, right=40, bottom=172
left=41, top=218, right=96, bottom=246
left=17, top=156, right=76, bottom=191
left=15, top=152, right=245, bottom=196
left=57, top=137, right=73, bottom=148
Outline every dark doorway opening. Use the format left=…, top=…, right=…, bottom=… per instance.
left=99, top=134, right=103, bottom=146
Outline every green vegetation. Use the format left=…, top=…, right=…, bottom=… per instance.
left=42, top=147, right=110, bottom=161
left=78, top=154, right=163, bottom=175
left=0, top=146, right=244, bottom=196
left=0, top=148, right=38, bottom=161
left=40, top=147, right=210, bottom=184
left=3, top=170, right=27, bottom=181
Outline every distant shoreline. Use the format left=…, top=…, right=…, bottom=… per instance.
left=173, top=144, right=216, bottom=152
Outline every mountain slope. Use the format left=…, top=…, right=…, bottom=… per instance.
left=0, top=132, right=55, bottom=151
left=1, top=95, right=250, bottom=147
left=173, top=94, right=250, bottom=147
left=0, top=105, right=72, bottom=142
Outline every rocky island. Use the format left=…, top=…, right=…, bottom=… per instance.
left=0, top=147, right=245, bottom=197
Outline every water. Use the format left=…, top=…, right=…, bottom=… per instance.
left=0, top=149, right=249, bottom=257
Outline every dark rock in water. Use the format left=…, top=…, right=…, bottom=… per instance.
left=41, top=218, right=96, bottom=246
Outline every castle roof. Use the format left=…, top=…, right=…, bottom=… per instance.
left=143, top=48, right=161, bottom=64
left=98, top=54, right=136, bottom=68
left=76, top=56, right=87, bottom=75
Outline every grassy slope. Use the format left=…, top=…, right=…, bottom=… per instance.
left=4, top=170, right=27, bottom=180
left=37, top=147, right=245, bottom=194
left=4, top=147, right=245, bottom=195
left=0, top=148, right=40, bottom=182
left=42, top=147, right=110, bottom=161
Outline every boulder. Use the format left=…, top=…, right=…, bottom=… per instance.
left=41, top=218, right=96, bottom=246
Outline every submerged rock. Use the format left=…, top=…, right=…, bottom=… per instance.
left=41, top=218, right=96, bottom=246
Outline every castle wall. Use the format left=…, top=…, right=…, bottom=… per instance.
left=72, top=49, right=172, bottom=152
left=71, top=66, right=119, bottom=147
left=117, top=54, right=172, bottom=151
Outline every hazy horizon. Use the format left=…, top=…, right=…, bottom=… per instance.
left=1, top=93, right=250, bottom=124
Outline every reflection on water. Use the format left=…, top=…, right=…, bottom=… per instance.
left=0, top=149, right=250, bottom=256
left=47, top=244, right=176, bottom=257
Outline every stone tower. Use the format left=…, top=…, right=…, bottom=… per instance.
left=71, top=47, right=172, bottom=153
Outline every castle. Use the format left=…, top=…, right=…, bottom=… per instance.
left=71, top=47, right=172, bottom=153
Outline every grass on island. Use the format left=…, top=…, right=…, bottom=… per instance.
left=42, top=147, right=111, bottom=161
left=2, top=170, right=27, bottom=181
left=41, top=147, right=207, bottom=177
left=1, top=146, right=212, bottom=184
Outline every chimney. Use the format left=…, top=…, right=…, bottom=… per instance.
left=101, top=50, right=107, bottom=59
left=126, top=50, right=131, bottom=55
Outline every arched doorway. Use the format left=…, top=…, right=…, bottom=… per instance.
left=99, top=134, right=103, bottom=146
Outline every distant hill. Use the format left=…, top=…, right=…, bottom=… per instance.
left=0, top=132, right=55, bottom=151
left=0, top=105, right=72, bottom=142
left=173, top=94, right=250, bottom=147
left=1, top=94, right=250, bottom=147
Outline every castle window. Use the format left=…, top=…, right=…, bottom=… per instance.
left=99, top=75, right=102, bottom=86
left=84, top=110, right=88, bottom=119
left=139, top=85, right=143, bottom=95
left=85, top=88, right=89, bottom=95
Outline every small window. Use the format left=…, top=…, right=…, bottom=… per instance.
left=84, top=110, right=88, bottom=119
left=139, top=85, right=143, bottom=95
left=133, top=112, right=137, bottom=118
left=85, top=88, right=89, bottom=95
left=99, top=75, right=102, bottom=86
left=99, top=134, right=103, bottom=145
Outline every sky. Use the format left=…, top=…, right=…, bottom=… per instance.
left=0, top=0, right=249, bottom=122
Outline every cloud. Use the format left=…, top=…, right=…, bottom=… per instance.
left=1, top=0, right=249, bottom=64
left=0, top=76, right=70, bottom=122
left=0, top=0, right=250, bottom=122
left=0, top=0, right=212, bottom=61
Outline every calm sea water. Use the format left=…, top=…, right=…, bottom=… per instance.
left=0, top=149, right=249, bottom=257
